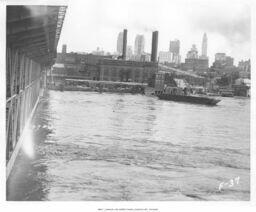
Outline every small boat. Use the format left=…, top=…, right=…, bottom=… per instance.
left=157, top=93, right=221, bottom=106
left=156, top=86, right=220, bottom=106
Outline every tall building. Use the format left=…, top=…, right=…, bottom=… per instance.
left=169, top=39, right=180, bottom=54
left=187, top=44, right=198, bottom=59
left=134, top=35, right=145, bottom=55
left=62, top=44, right=67, bottom=54
left=201, top=33, right=207, bottom=58
left=116, top=32, right=123, bottom=55
left=169, top=39, right=180, bottom=64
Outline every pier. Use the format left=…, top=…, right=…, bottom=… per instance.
left=6, top=5, right=67, bottom=179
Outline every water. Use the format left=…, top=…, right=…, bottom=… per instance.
left=7, top=91, right=250, bottom=201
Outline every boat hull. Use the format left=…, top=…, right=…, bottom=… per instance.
left=157, top=94, right=220, bottom=106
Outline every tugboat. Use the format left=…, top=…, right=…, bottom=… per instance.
left=154, top=74, right=221, bottom=106
left=156, top=87, right=220, bottom=106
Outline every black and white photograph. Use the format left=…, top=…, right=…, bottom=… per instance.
left=1, top=0, right=255, bottom=208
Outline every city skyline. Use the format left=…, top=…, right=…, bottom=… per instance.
left=58, top=0, right=250, bottom=65
left=62, top=31, right=243, bottom=66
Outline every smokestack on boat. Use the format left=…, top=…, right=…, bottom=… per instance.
left=122, top=29, right=127, bottom=60
left=151, top=31, right=158, bottom=62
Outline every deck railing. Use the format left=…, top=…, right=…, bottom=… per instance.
left=6, top=48, right=46, bottom=166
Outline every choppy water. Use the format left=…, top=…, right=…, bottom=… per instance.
left=7, top=91, right=250, bottom=201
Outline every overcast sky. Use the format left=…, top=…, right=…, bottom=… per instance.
left=58, top=0, right=251, bottom=65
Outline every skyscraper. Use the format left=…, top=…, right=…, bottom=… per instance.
left=117, top=32, right=123, bottom=55
left=134, top=35, right=145, bottom=55
left=201, top=33, right=207, bottom=58
left=169, top=39, right=180, bottom=55
left=62, top=44, right=67, bottom=54
left=187, top=44, right=198, bottom=59
left=169, top=39, right=180, bottom=64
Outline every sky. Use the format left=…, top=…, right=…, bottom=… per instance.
left=58, top=0, right=251, bottom=65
